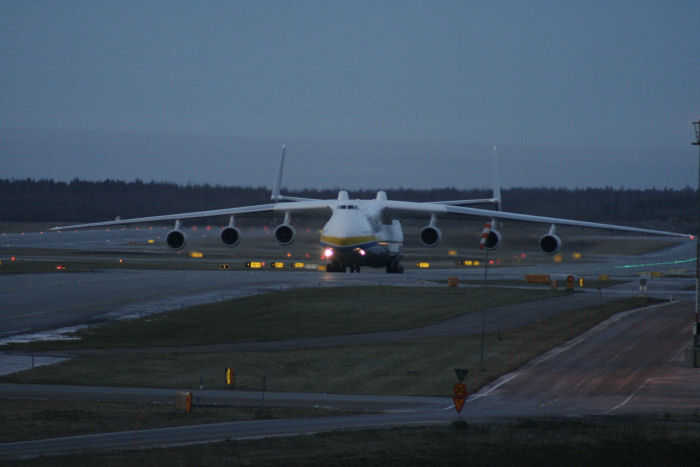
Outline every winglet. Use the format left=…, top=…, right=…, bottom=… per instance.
left=271, top=145, right=286, bottom=202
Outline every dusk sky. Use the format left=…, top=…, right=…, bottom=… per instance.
left=1, top=1, right=698, bottom=190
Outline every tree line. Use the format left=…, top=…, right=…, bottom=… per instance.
left=1, top=178, right=696, bottom=231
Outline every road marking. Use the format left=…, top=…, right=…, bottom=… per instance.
left=606, top=377, right=653, bottom=413
left=464, top=373, right=520, bottom=404
left=531, top=301, right=675, bottom=367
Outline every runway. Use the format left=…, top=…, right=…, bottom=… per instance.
left=465, top=299, right=700, bottom=416
left=0, top=231, right=698, bottom=459
left=1, top=232, right=695, bottom=343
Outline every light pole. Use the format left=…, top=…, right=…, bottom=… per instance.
left=693, top=121, right=700, bottom=350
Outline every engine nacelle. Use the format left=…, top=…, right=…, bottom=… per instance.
left=420, top=225, right=442, bottom=247
left=274, top=224, right=296, bottom=245
left=483, top=229, right=502, bottom=250
left=220, top=226, right=241, bottom=247
left=539, top=233, right=562, bottom=255
left=166, top=229, right=187, bottom=250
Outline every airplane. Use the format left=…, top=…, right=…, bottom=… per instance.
left=51, top=146, right=694, bottom=273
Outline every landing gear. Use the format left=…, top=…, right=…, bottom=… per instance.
left=326, top=262, right=362, bottom=273
left=386, top=261, right=404, bottom=274
left=326, top=262, right=347, bottom=273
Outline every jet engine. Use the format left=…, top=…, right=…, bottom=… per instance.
left=539, top=232, right=562, bottom=255
left=483, top=229, right=502, bottom=250
left=274, top=224, right=296, bottom=245
left=220, top=226, right=241, bottom=247
left=419, top=225, right=442, bottom=247
left=166, top=229, right=187, bottom=250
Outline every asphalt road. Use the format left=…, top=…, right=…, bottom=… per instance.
left=465, top=299, right=700, bottom=417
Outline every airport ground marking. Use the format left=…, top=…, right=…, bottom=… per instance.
left=464, top=373, right=520, bottom=404
left=605, top=377, right=654, bottom=414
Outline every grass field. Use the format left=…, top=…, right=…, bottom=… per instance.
left=4, top=415, right=699, bottom=467
left=2, top=287, right=657, bottom=397
left=0, top=285, right=677, bottom=463
left=3, top=286, right=565, bottom=350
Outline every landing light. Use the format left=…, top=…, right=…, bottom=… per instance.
left=324, top=248, right=334, bottom=258
left=356, top=248, right=366, bottom=256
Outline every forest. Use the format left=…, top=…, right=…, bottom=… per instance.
left=1, top=178, right=696, bottom=231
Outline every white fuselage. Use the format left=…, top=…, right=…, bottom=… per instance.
left=319, top=192, right=403, bottom=268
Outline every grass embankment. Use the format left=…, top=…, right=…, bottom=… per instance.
left=2, top=287, right=657, bottom=398
left=5, top=286, right=564, bottom=350
left=4, top=415, right=699, bottom=467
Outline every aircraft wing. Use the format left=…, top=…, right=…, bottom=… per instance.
left=382, top=200, right=694, bottom=239
left=431, top=198, right=499, bottom=206
left=50, top=199, right=334, bottom=231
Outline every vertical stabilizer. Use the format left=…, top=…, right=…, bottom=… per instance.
left=491, top=146, right=502, bottom=231
left=271, top=145, right=286, bottom=202
left=491, top=146, right=502, bottom=211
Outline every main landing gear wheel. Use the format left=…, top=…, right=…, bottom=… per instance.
left=386, top=261, right=404, bottom=274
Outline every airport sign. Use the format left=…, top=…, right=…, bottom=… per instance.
left=454, top=368, right=468, bottom=382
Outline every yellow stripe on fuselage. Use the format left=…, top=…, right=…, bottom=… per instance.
left=320, top=234, right=376, bottom=247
